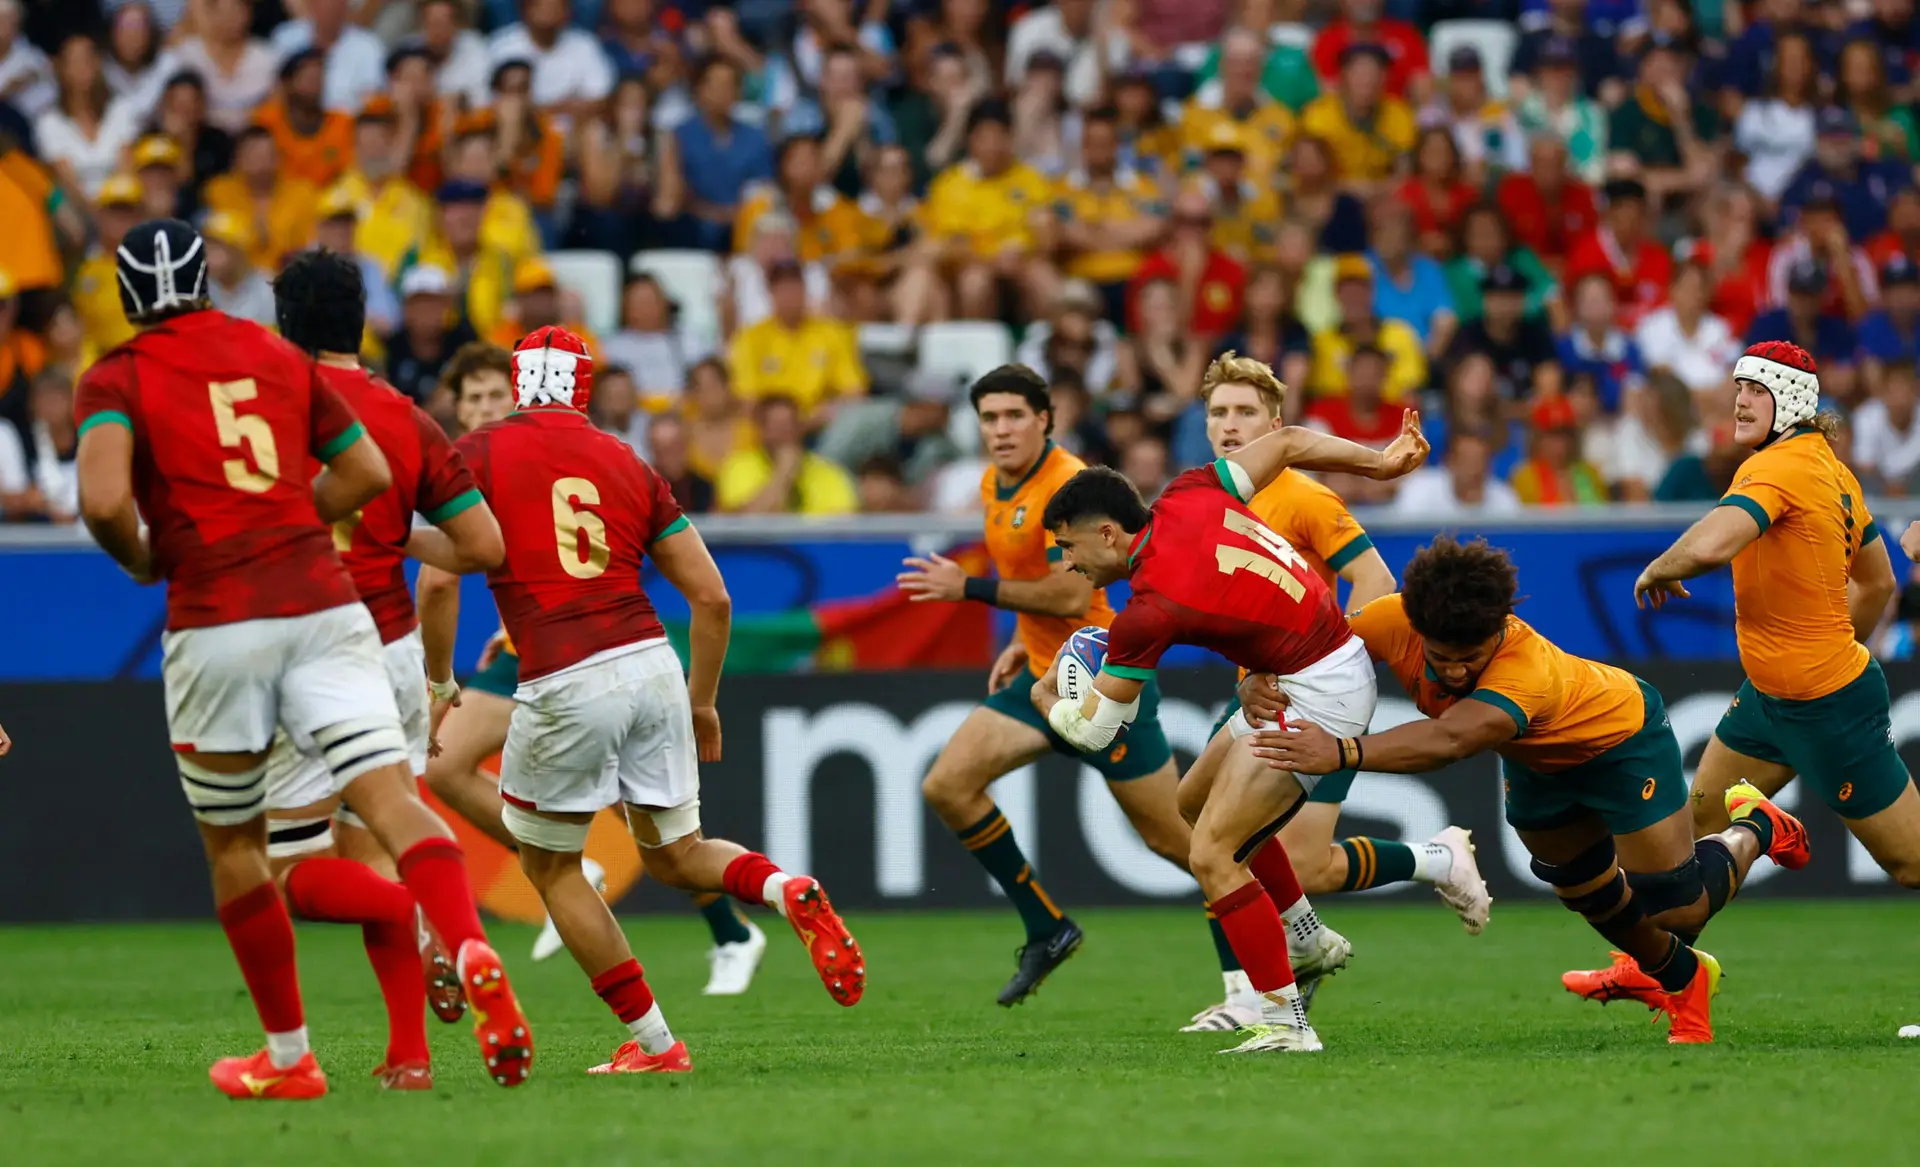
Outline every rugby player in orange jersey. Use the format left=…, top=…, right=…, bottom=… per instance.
left=1249, top=537, right=1802, bottom=1043
left=1631, top=341, right=1920, bottom=1036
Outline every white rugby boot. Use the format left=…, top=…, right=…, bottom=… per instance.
left=532, top=857, right=606, bottom=962
left=1181, top=971, right=1262, bottom=1032
left=703, top=920, right=768, bottom=996
left=1219, top=987, right=1323, bottom=1054
left=1288, top=922, right=1352, bottom=994
left=1429, top=826, right=1492, bottom=935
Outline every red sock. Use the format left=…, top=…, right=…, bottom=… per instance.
left=395, top=838, right=485, bottom=952
left=364, top=918, right=431, bottom=1066
left=284, top=857, right=415, bottom=925
left=216, top=882, right=305, bottom=1035
left=1248, top=837, right=1306, bottom=915
left=1209, top=880, right=1296, bottom=993
left=722, top=853, right=782, bottom=906
left=590, top=958, right=656, bottom=1023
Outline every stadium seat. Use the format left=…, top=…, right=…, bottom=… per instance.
left=857, top=322, right=915, bottom=358
left=631, top=249, right=724, bottom=347
left=1268, top=23, right=1314, bottom=50
left=544, top=250, right=622, bottom=338
left=1429, top=20, right=1520, bottom=96
left=918, top=321, right=1014, bottom=387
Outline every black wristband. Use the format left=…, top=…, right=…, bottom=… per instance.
left=1352, top=737, right=1365, bottom=771
left=963, top=576, right=1001, bottom=606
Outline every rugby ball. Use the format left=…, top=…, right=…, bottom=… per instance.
left=1057, top=626, right=1109, bottom=703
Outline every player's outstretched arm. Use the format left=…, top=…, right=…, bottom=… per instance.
left=652, top=523, right=732, bottom=762
left=1848, top=531, right=1896, bottom=643
left=405, top=502, right=506, bottom=575
left=1248, top=699, right=1517, bottom=775
left=1634, top=504, right=1763, bottom=609
left=76, top=422, right=153, bottom=582
left=313, top=431, right=393, bottom=523
left=1226, top=409, right=1428, bottom=494
left=899, top=552, right=1095, bottom=618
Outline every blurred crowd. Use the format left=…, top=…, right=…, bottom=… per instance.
left=7, top=0, right=1920, bottom=523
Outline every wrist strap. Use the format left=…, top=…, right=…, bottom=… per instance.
left=963, top=576, right=1001, bottom=606
left=427, top=676, right=460, bottom=703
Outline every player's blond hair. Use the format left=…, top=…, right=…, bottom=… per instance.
left=1200, top=351, right=1287, bottom=417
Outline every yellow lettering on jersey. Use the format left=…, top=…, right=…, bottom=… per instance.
left=552, top=476, right=610, bottom=579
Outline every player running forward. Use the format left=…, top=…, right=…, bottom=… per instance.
left=1250, top=538, right=1805, bottom=1043
left=1632, top=342, right=1920, bottom=1028
left=252, top=250, right=510, bottom=1089
left=417, top=327, right=862, bottom=1075
left=1179, top=356, right=1487, bottom=1033
left=419, top=344, right=768, bottom=994
left=1034, top=414, right=1430, bottom=1053
left=74, top=219, right=531, bottom=1099
left=901, top=364, right=1194, bottom=1008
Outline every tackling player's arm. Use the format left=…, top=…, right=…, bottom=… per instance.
left=1224, top=409, right=1428, bottom=495
left=1848, top=523, right=1895, bottom=643
left=650, top=520, right=732, bottom=763
left=73, top=356, right=153, bottom=582
left=307, top=375, right=391, bottom=523
left=897, top=550, right=1095, bottom=618
left=1249, top=697, right=1519, bottom=775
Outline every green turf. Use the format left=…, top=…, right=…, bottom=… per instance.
left=1, top=901, right=1916, bottom=1165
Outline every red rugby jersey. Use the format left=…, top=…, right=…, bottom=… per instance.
left=316, top=363, right=481, bottom=643
left=73, top=310, right=364, bottom=630
left=1105, top=462, right=1352, bottom=680
left=456, top=407, right=686, bottom=681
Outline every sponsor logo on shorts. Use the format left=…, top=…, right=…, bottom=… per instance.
left=1839, top=781, right=1854, bottom=802
left=1641, top=778, right=1657, bottom=801
left=1108, top=743, right=1128, bottom=764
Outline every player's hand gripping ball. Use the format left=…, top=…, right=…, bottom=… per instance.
left=1056, top=626, right=1109, bottom=703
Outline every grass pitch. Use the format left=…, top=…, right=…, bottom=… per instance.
left=1, top=901, right=1915, bottom=1165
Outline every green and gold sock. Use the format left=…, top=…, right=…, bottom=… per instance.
left=698, top=895, right=753, bottom=946
left=957, top=807, right=1064, bottom=942
left=1339, top=837, right=1418, bottom=890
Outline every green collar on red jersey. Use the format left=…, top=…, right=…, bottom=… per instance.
left=1126, top=522, right=1153, bottom=568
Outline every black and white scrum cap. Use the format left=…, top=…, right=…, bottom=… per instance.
left=117, top=218, right=208, bottom=323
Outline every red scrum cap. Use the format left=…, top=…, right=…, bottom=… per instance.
left=512, top=325, right=594, bottom=412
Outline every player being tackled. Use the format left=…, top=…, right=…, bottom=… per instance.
left=416, top=327, right=863, bottom=1075
left=1035, top=403, right=1430, bottom=1053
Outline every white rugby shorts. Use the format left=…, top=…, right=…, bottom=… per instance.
left=263, top=628, right=433, bottom=816
left=498, top=639, right=700, bottom=816
left=1226, top=634, right=1377, bottom=795
left=163, top=602, right=403, bottom=756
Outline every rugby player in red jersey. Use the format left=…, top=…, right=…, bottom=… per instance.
left=74, top=220, right=532, bottom=1099
left=416, top=327, right=865, bottom=1074
left=253, top=250, right=509, bottom=1089
left=1033, top=411, right=1429, bottom=1053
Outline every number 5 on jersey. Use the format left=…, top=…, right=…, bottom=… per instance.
left=554, top=476, right=609, bottom=578
left=1216, top=510, right=1307, bottom=602
left=209, top=379, right=279, bottom=493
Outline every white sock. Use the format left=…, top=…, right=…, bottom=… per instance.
left=627, top=1003, right=676, bottom=1056
left=265, top=1026, right=309, bottom=1070
left=762, top=873, right=792, bottom=917
left=1279, top=898, right=1324, bottom=949
left=1411, top=842, right=1455, bottom=883
left=1260, top=983, right=1309, bottom=1028
left=1222, top=969, right=1258, bottom=1008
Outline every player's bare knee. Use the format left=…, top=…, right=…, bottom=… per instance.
left=1187, top=834, right=1243, bottom=895
left=1889, top=858, right=1920, bottom=890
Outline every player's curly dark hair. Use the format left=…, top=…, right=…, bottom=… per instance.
left=1400, top=536, right=1518, bottom=647
left=1042, top=466, right=1151, bottom=534
left=968, top=364, right=1054, bottom=434
left=273, top=248, right=365, bottom=356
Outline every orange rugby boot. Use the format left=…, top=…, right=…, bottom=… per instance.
left=781, top=876, right=866, bottom=1007
left=371, top=1061, right=433, bottom=1091
left=420, top=915, right=467, bottom=1024
left=1658, top=950, right=1722, bottom=1044
left=1561, top=950, right=1664, bottom=1007
left=459, top=939, right=534, bottom=1087
left=587, top=1040, right=693, bottom=1075
left=1726, top=782, right=1811, bottom=870
left=209, top=1049, right=329, bottom=1100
